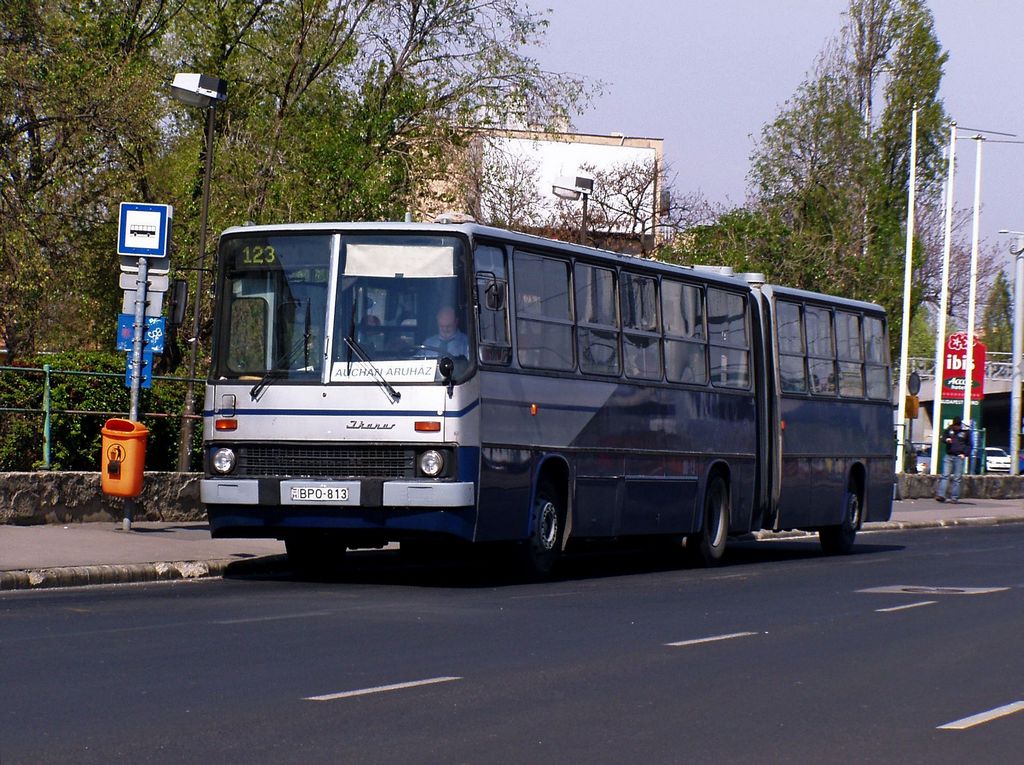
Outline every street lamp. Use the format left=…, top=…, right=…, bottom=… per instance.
left=997, top=229, right=1024, bottom=476
left=552, top=174, right=594, bottom=245
left=170, top=73, right=227, bottom=472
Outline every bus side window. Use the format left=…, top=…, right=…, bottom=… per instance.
left=621, top=272, right=661, bottom=380
left=776, top=300, right=807, bottom=394
left=575, top=263, right=620, bottom=376
left=513, top=251, right=574, bottom=371
left=663, top=280, right=707, bottom=385
left=805, top=306, right=836, bottom=395
left=708, top=288, right=750, bottom=389
left=864, top=315, right=890, bottom=399
left=836, top=310, right=864, bottom=397
left=474, top=245, right=511, bottom=365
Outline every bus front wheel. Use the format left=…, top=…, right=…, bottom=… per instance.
left=685, top=475, right=730, bottom=566
left=819, top=489, right=860, bottom=555
left=517, top=481, right=564, bottom=578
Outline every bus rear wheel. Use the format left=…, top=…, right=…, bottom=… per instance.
left=685, top=475, right=730, bottom=566
left=516, top=480, right=564, bottom=579
left=820, top=489, right=860, bottom=555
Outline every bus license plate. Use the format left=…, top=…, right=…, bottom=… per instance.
left=283, top=482, right=360, bottom=504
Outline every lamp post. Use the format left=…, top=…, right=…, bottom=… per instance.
left=552, top=175, right=594, bottom=245
left=170, top=73, right=227, bottom=472
left=997, top=229, right=1024, bottom=476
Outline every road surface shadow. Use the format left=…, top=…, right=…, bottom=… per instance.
left=224, top=536, right=905, bottom=589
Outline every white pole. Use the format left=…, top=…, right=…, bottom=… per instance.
left=1011, top=236, right=1024, bottom=475
left=895, top=105, right=918, bottom=473
left=963, top=136, right=983, bottom=429
left=930, top=123, right=956, bottom=473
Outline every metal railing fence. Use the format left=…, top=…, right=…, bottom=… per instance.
left=0, top=364, right=202, bottom=470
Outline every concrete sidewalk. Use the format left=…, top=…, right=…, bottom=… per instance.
left=1, top=497, right=1022, bottom=591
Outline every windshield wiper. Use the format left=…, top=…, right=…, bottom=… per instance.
left=250, top=302, right=315, bottom=402
left=344, top=303, right=400, bottom=404
left=248, top=368, right=284, bottom=401
left=343, top=333, right=401, bottom=404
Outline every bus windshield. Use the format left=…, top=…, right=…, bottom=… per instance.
left=331, top=234, right=472, bottom=384
left=215, top=233, right=332, bottom=381
left=212, top=231, right=473, bottom=384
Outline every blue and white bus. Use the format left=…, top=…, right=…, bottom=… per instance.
left=200, top=220, right=894, bottom=574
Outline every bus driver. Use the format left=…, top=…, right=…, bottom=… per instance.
left=423, top=306, right=469, bottom=358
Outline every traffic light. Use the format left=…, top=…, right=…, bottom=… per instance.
left=905, top=394, right=920, bottom=419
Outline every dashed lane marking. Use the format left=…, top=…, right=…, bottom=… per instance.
left=938, top=701, right=1024, bottom=730
left=875, top=600, right=937, bottom=613
left=214, top=610, right=332, bottom=625
left=666, top=631, right=760, bottom=648
left=304, top=676, right=462, bottom=702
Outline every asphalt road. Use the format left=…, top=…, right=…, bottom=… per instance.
left=2, top=524, right=1022, bottom=764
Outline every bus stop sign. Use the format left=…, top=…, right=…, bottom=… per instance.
left=118, top=202, right=172, bottom=273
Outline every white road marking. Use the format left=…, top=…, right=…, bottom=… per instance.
left=875, top=600, right=937, bottom=613
left=938, top=700, right=1024, bottom=730
left=858, top=585, right=1009, bottom=596
left=214, top=610, right=332, bottom=625
left=304, top=676, right=462, bottom=702
left=666, top=631, right=759, bottom=647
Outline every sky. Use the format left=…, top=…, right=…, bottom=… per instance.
left=532, top=0, right=1024, bottom=261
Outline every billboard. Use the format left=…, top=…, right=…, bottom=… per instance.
left=940, top=332, right=986, bottom=402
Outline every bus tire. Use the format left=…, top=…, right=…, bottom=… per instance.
left=517, top=480, right=564, bottom=578
left=285, top=534, right=346, bottom=575
left=819, top=489, right=860, bottom=555
left=686, top=475, right=730, bottom=566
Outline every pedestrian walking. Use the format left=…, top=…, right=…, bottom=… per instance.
left=936, top=416, right=972, bottom=503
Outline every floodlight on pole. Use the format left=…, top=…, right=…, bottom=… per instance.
left=895, top=105, right=918, bottom=474
left=997, top=229, right=1024, bottom=476
left=171, top=73, right=227, bottom=472
left=962, top=136, right=984, bottom=429
left=930, top=122, right=957, bottom=474
left=552, top=175, right=594, bottom=245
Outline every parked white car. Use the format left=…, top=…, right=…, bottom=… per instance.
left=984, top=447, right=1011, bottom=473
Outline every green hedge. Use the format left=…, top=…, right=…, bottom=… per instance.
left=0, top=351, right=201, bottom=471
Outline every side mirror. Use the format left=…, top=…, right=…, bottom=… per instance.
left=168, top=280, right=189, bottom=327
left=438, top=356, right=455, bottom=398
left=476, top=272, right=506, bottom=310
left=438, top=356, right=455, bottom=380
left=485, top=281, right=506, bottom=311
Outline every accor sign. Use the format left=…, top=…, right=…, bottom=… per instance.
left=940, top=332, right=986, bottom=401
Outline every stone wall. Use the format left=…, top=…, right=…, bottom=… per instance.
left=0, top=472, right=204, bottom=525
left=1, top=471, right=1020, bottom=525
left=895, top=472, right=1024, bottom=500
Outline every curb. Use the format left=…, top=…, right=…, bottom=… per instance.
left=0, top=554, right=289, bottom=592
left=751, top=514, right=1024, bottom=541
left=3, top=518, right=1024, bottom=592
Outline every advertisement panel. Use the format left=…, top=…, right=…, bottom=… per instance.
left=940, top=332, right=985, bottom=402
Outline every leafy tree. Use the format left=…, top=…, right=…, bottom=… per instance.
left=0, top=0, right=178, bottom=361
left=671, top=0, right=949, bottom=356
left=981, top=271, right=1013, bottom=353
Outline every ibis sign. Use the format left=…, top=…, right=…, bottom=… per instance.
left=940, top=332, right=986, bottom=402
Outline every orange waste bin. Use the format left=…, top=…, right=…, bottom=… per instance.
left=101, top=418, right=149, bottom=498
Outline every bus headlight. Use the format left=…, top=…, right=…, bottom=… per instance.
left=211, top=447, right=236, bottom=474
left=418, top=449, right=444, bottom=477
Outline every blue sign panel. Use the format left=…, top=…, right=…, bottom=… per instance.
left=125, top=351, right=154, bottom=389
left=116, top=314, right=165, bottom=353
left=117, top=202, right=171, bottom=258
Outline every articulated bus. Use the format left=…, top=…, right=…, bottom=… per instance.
left=200, top=221, right=894, bottom=574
